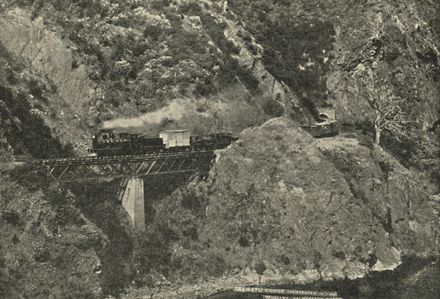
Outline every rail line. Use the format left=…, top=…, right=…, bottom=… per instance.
left=28, top=150, right=215, bottom=166
left=27, top=150, right=216, bottom=182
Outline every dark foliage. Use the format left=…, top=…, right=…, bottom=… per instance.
left=254, top=261, right=267, bottom=275
left=1, top=210, right=24, bottom=227
left=151, top=0, right=172, bottom=10
left=178, top=1, right=203, bottom=16
left=0, top=86, right=74, bottom=159
left=262, top=99, right=284, bottom=117
left=68, top=182, right=132, bottom=296
left=230, top=1, right=335, bottom=108
left=201, top=14, right=260, bottom=93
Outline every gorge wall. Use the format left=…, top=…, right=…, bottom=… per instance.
left=0, top=1, right=439, bottom=298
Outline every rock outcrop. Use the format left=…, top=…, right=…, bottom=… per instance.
left=230, top=0, right=440, bottom=131
left=0, top=8, right=93, bottom=152
left=317, top=137, right=439, bottom=258
left=0, top=1, right=439, bottom=298
left=0, top=2, right=311, bottom=140
left=0, top=173, right=107, bottom=298
left=221, top=12, right=311, bottom=123
left=151, top=118, right=439, bottom=286
left=0, top=8, right=94, bottom=116
left=327, top=0, right=440, bottom=129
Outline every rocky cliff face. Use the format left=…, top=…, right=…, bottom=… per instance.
left=0, top=0, right=439, bottom=298
left=0, top=172, right=107, bottom=298
left=0, top=1, right=309, bottom=140
left=0, top=8, right=94, bottom=153
left=230, top=0, right=439, bottom=171
left=326, top=0, right=440, bottom=128
left=318, top=137, right=439, bottom=258
left=150, top=118, right=439, bottom=288
left=230, top=0, right=440, bottom=127
left=0, top=8, right=94, bottom=116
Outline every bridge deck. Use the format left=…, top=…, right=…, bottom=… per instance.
left=29, top=150, right=216, bottom=182
left=29, top=150, right=214, bottom=166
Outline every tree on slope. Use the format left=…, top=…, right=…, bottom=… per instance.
left=254, top=260, right=266, bottom=285
left=360, top=63, right=406, bottom=146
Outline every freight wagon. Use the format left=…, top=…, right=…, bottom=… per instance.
left=90, top=129, right=237, bottom=156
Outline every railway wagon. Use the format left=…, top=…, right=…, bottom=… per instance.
left=90, top=129, right=237, bottom=156
left=159, top=130, right=191, bottom=149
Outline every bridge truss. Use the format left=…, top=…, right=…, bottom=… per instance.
left=30, top=151, right=216, bottom=182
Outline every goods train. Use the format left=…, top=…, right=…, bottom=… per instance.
left=89, top=129, right=238, bottom=156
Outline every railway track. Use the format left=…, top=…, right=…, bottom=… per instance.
left=23, top=150, right=216, bottom=182
left=27, top=150, right=215, bottom=167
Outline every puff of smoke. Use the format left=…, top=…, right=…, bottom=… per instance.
left=102, top=100, right=196, bottom=129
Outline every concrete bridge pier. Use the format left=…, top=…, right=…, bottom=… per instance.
left=120, top=177, right=145, bottom=231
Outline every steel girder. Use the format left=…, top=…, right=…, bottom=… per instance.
left=31, top=151, right=215, bottom=182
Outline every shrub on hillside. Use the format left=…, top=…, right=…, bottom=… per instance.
left=169, top=251, right=226, bottom=282
left=132, top=225, right=172, bottom=280
left=194, top=80, right=216, bottom=97
left=28, top=79, right=44, bottom=98
left=262, top=99, right=284, bottom=117
left=151, top=0, right=172, bottom=10
left=178, top=1, right=203, bottom=16
left=0, top=86, right=74, bottom=159
left=237, top=66, right=260, bottom=93
left=165, top=12, right=183, bottom=25
left=230, top=1, right=335, bottom=107
left=201, top=14, right=240, bottom=55
left=255, top=260, right=267, bottom=285
left=143, top=24, right=163, bottom=41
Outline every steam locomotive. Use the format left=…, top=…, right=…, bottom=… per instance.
left=90, top=129, right=238, bottom=156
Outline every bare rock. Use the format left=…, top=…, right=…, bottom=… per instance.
left=153, top=118, right=438, bottom=285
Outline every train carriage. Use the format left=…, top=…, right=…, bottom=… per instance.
left=159, top=130, right=191, bottom=149
left=90, top=129, right=237, bottom=156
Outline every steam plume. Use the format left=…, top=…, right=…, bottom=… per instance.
left=103, top=100, right=196, bottom=129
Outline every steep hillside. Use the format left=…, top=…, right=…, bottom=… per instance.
left=0, top=170, right=108, bottom=298
left=0, top=1, right=439, bottom=298
left=150, top=118, right=439, bottom=282
left=0, top=37, right=132, bottom=298
left=230, top=0, right=440, bottom=175
left=230, top=0, right=440, bottom=122
left=0, top=0, right=311, bottom=142
left=123, top=118, right=439, bottom=298
left=0, top=44, right=77, bottom=159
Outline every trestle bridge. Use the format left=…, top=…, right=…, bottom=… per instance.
left=30, top=150, right=215, bottom=182
left=28, top=150, right=216, bottom=230
left=25, top=149, right=341, bottom=298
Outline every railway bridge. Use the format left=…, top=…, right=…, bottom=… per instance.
left=29, top=150, right=216, bottom=231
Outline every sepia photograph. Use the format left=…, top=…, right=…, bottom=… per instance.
left=0, top=0, right=439, bottom=298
